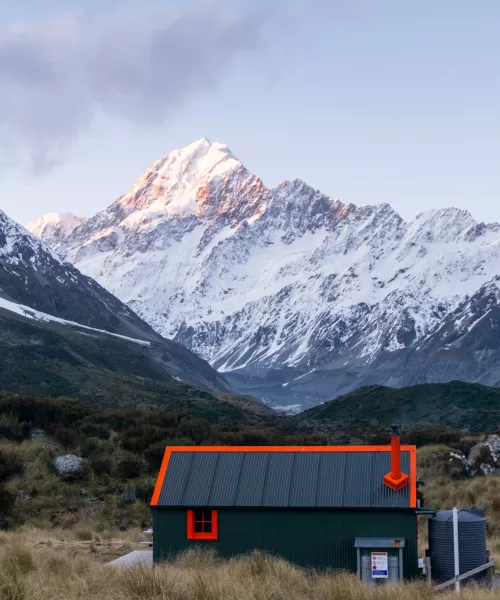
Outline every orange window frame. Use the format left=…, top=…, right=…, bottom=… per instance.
left=187, top=509, right=218, bottom=541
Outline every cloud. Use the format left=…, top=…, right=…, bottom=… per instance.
left=0, top=2, right=270, bottom=172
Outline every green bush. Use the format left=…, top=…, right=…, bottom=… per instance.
left=0, top=394, right=88, bottom=428
left=0, top=450, right=24, bottom=480
left=0, top=414, right=28, bottom=442
left=135, top=480, right=155, bottom=502
left=119, top=426, right=167, bottom=453
left=143, top=442, right=167, bottom=472
left=178, top=418, right=212, bottom=444
left=87, top=410, right=137, bottom=432
left=404, top=425, right=462, bottom=448
left=78, top=422, right=111, bottom=440
left=89, top=453, right=113, bottom=476
left=79, top=437, right=103, bottom=458
left=47, top=426, right=80, bottom=448
left=0, top=489, right=14, bottom=526
left=115, top=455, right=143, bottom=479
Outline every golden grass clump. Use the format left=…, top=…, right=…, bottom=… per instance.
left=0, top=533, right=499, bottom=600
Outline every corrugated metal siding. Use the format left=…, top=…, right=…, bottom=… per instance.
left=152, top=508, right=419, bottom=577
left=157, top=450, right=411, bottom=509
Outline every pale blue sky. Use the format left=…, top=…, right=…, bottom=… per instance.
left=0, top=0, right=499, bottom=225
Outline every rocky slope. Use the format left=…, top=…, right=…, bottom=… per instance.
left=1, top=208, right=229, bottom=394
left=29, top=138, right=500, bottom=408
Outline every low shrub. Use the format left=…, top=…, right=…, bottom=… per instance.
left=47, top=426, right=80, bottom=449
left=89, top=453, right=113, bottom=476
left=0, top=489, right=14, bottom=526
left=79, top=437, right=103, bottom=458
left=0, top=414, right=28, bottom=442
left=78, top=422, right=111, bottom=440
left=115, top=455, right=143, bottom=479
left=0, top=450, right=24, bottom=480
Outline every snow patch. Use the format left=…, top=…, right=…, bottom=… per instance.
left=0, top=296, right=151, bottom=346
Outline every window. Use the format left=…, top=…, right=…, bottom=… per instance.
left=187, top=509, right=218, bottom=540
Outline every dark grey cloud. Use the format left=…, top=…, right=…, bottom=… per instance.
left=0, top=3, right=271, bottom=171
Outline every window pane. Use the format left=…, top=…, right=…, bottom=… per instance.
left=203, top=522, right=212, bottom=533
left=202, top=510, right=212, bottom=521
left=194, top=521, right=204, bottom=533
left=194, top=510, right=204, bottom=522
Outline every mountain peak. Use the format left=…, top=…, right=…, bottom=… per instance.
left=408, top=207, right=500, bottom=243
left=26, top=213, right=86, bottom=242
left=415, top=207, right=473, bottom=222
left=115, top=138, right=258, bottom=221
left=167, top=137, right=239, bottom=167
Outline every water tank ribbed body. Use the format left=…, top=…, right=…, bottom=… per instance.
left=428, top=509, right=487, bottom=584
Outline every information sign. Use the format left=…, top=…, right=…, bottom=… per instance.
left=371, top=552, right=388, bottom=578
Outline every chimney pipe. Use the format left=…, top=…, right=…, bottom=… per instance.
left=383, top=425, right=409, bottom=491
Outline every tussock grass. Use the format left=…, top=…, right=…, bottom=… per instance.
left=0, top=535, right=498, bottom=600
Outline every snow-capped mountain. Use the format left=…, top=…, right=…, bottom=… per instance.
left=30, top=138, right=500, bottom=407
left=1, top=207, right=228, bottom=392
left=27, top=213, right=86, bottom=251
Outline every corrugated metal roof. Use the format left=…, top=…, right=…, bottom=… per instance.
left=154, top=448, right=414, bottom=509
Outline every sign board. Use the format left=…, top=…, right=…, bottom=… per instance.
left=371, top=552, right=388, bottom=578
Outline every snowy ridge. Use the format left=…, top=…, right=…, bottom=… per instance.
left=31, top=138, right=500, bottom=406
left=27, top=213, right=86, bottom=240
left=0, top=208, right=71, bottom=271
left=1, top=205, right=230, bottom=391
left=0, top=296, right=150, bottom=346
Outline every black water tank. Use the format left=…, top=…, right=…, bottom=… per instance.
left=428, top=509, right=487, bottom=584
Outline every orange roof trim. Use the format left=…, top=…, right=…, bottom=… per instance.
left=151, top=445, right=172, bottom=506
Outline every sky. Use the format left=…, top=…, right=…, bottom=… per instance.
left=0, top=0, right=499, bottom=226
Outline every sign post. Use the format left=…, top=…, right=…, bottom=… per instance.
left=371, top=552, right=389, bottom=579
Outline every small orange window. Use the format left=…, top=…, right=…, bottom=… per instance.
left=187, top=509, right=218, bottom=540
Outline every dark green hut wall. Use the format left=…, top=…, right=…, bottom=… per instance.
left=153, top=509, right=418, bottom=577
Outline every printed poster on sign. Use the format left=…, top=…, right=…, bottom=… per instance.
left=371, top=552, right=388, bottom=578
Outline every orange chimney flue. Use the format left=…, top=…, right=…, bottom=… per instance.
left=383, top=426, right=409, bottom=491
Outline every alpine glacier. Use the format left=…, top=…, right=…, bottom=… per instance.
left=28, top=137, right=500, bottom=408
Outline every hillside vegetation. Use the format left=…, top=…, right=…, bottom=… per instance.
left=0, top=391, right=323, bottom=531
left=299, top=381, right=500, bottom=433
left=0, top=310, right=231, bottom=405
left=1, top=387, right=499, bottom=533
